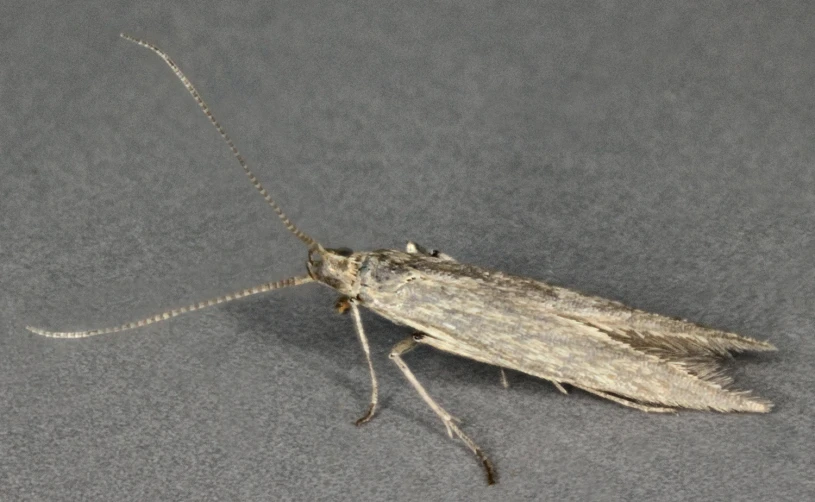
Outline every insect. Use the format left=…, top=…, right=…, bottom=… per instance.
left=28, top=34, right=777, bottom=485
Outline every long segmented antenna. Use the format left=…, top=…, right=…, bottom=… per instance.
left=26, top=275, right=313, bottom=338
left=120, top=33, right=321, bottom=250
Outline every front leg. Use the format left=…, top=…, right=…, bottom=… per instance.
left=346, top=298, right=379, bottom=425
left=335, top=295, right=352, bottom=314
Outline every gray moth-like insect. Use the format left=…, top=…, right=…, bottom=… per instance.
left=28, top=34, right=777, bottom=485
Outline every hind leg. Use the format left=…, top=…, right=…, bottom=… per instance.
left=572, top=385, right=676, bottom=413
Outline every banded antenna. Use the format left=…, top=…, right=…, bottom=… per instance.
left=27, top=276, right=313, bottom=338
left=119, top=33, right=321, bottom=251
left=27, top=35, right=322, bottom=337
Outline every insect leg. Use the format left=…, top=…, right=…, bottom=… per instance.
left=389, top=335, right=496, bottom=485
left=571, top=385, right=676, bottom=413
left=551, top=381, right=569, bottom=395
left=349, top=299, right=378, bottom=425
left=498, top=368, right=567, bottom=394
left=334, top=296, right=351, bottom=314
left=500, top=368, right=510, bottom=388
left=405, top=241, right=456, bottom=262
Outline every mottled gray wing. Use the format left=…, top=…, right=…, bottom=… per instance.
left=358, top=251, right=773, bottom=412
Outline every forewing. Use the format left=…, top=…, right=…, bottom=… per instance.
left=358, top=251, right=773, bottom=412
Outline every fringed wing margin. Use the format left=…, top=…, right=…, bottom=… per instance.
left=584, top=319, right=776, bottom=411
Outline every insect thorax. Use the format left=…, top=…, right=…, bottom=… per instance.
left=307, top=248, right=417, bottom=298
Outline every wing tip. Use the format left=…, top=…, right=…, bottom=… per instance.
left=730, top=336, right=777, bottom=353
left=735, top=397, right=774, bottom=413
left=757, top=339, right=778, bottom=352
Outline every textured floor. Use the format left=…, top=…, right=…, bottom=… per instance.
left=2, top=2, right=813, bottom=500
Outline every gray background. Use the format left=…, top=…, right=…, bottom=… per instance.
left=2, top=1, right=813, bottom=500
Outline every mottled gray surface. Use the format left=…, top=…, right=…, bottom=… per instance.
left=2, top=2, right=813, bottom=500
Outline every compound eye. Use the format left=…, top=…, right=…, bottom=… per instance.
left=329, top=247, right=354, bottom=257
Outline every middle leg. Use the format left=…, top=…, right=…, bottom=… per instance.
left=389, top=335, right=496, bottom=485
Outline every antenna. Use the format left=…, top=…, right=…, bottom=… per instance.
left=120, top=33, right=321, bottom=250
left=27, top=275, right=313, bottom=338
